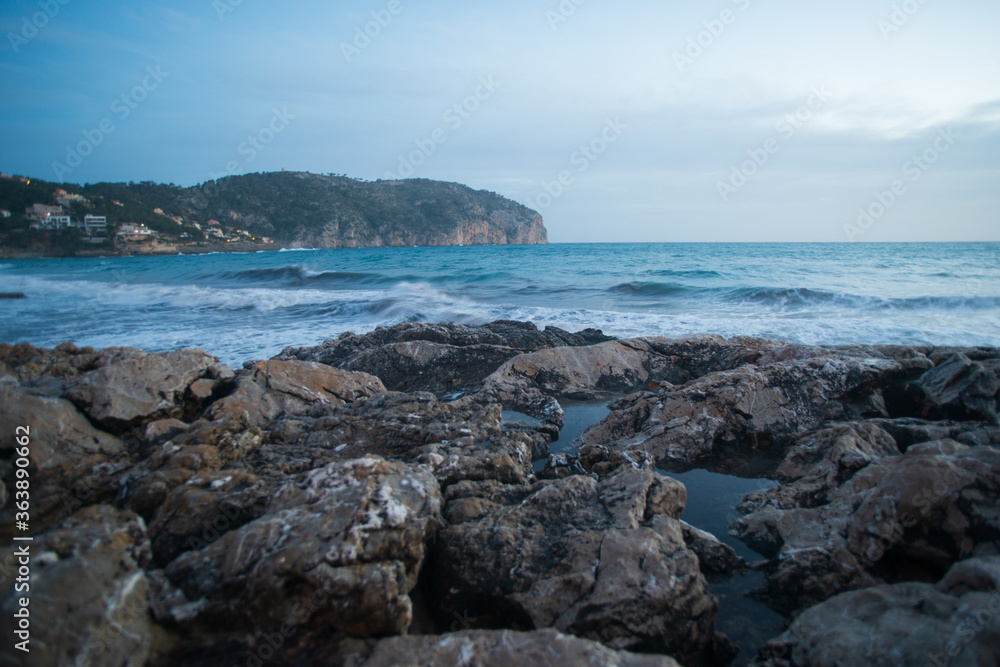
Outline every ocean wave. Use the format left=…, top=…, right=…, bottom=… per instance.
left=608, top=281, right=695, bottom=297
left=727, top=287, right=1000, bottom=311
left=644, top=268, right=725, bottom=279
left=220, top=266, right=389, bottom=285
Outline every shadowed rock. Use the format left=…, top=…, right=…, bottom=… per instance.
left=434, top=467, right=736, bottom=665
left=347, top=629, right=684, bottom=667
left=753, top=557, right=1000, bottom=667
left=153, top=457, right=442, bottom=637
left=732, top=444, right=1000, bottom=614
left=0, top=506, right=154, bottom=667
left=275, top=320, right=615, bottom=399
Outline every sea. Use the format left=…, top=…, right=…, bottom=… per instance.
left=2, top=242, right=998, bottom=366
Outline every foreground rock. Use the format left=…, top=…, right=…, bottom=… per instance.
left=579, top=341, right=999, bottom=475
left=0, top=343, right=232, bottom=535
left=3, top=328, right=998, bottom=667
left=246, top=392, right=538, bottom=488
left=435, top=466, right=736, bottom=665
left=753, top=556, right=1000, bottom=666
left=205, top=359, right=385, bottom=427
left=0, top=506, right=155, bottom=667
left=153, top=457, right=441, bottom=637
left=733, top=440, right=1000, bottom=614
left=153, top=629, right=683, bottom=666
left=348, top=629, right=683, bottom=667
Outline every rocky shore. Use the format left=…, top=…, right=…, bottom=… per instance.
left=1, top=320, right=998, bottom=666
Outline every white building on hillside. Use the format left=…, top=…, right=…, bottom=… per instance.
left=30, top=215, right=72, bottom=230
left=79, top=215, right=108, bottom=236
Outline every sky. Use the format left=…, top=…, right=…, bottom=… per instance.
left=1, top=0, right=998, bottom=243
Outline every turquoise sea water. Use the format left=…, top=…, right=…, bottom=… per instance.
left=1, top=242, right=998, bottom=365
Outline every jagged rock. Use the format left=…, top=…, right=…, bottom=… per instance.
left=139, top=418, right=191, bottom=448
left=901, top=353, right=1000, bottom=423
left=278, top=320, right=614, bottom=367
left=205, top=359, right=385, bottom=426
left=120, top=441, right=224, bottom=520
left=732, top=444, right=1000, bottom=614
left=681, top=521, right=745, bottom=576
left=343, top=629, right=684, bottom=666
left=581, top=353, right=918, bottom=474
left=154, top=457, right=442, bottom=638
left=434, top=467, right=735, bottom=665
left=866, top=417, right=1000, bottom=450
left=64, top=347, right=234, bottom=433
left=276, top=320, right=615, bottom=398
left=474, top=340, right=659, bottom=428
left=736, top=423, right=902, bottom=512
left=0, top=386, right=128, bottom=535
left=0, top=341, right=101, bottom=388
left=252, top=392, right=537, bottom=487
left=147, top=470, right=271, bottom=566
left=0, top=506, right=155, bottom=667
left=753, top=556, right=1000, bottom=667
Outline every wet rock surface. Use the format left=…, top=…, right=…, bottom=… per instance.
left=2, top=325, right=998, bottom=666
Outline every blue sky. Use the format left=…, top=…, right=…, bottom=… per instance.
left=1, top=0, right=998, bottom=242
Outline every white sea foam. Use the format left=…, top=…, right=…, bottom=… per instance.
left=2, top=243, right=997, bottom=367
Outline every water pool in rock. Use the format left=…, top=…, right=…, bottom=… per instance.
left=662, top=468, right=786, bottom=663
left=562, top=403, right=787, bottom=664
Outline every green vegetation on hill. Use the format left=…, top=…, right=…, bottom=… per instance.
left=0, top=171, right=546, bottom=256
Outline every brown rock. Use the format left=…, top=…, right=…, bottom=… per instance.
left=253, top=392, right=537, bottom=488
left=65, top=347, right=234, bottom=433
left=581, top=354, right=910, bottom=474
left=154, top=457, right=442, bottom=638
left=909, top=353, right=1000, bottom=422
left=754, top=557, right=1000, bottom=667
left=732, top=444, right=1000, bottom=614
left=0, top=506, right=154, bottom=667
left=0, top=386, right=127, bottom=535
left=147, top=470, right=271, bottom=565
left=434, top=468, right=732, bottom=664
left=206, top=359, right=385, bottom=427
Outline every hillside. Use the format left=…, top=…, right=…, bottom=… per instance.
left=0, top=171, right=547, bottom=256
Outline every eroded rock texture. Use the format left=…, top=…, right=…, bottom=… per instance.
left=2, top=326, right=997, bottom=667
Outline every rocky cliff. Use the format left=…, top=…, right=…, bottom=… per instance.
left=178, top=172, right=548, bottom=248
left=0, top=171, right=548, bottom=255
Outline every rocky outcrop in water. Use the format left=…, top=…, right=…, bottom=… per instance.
left=2, top=325, right=998, bottom=666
